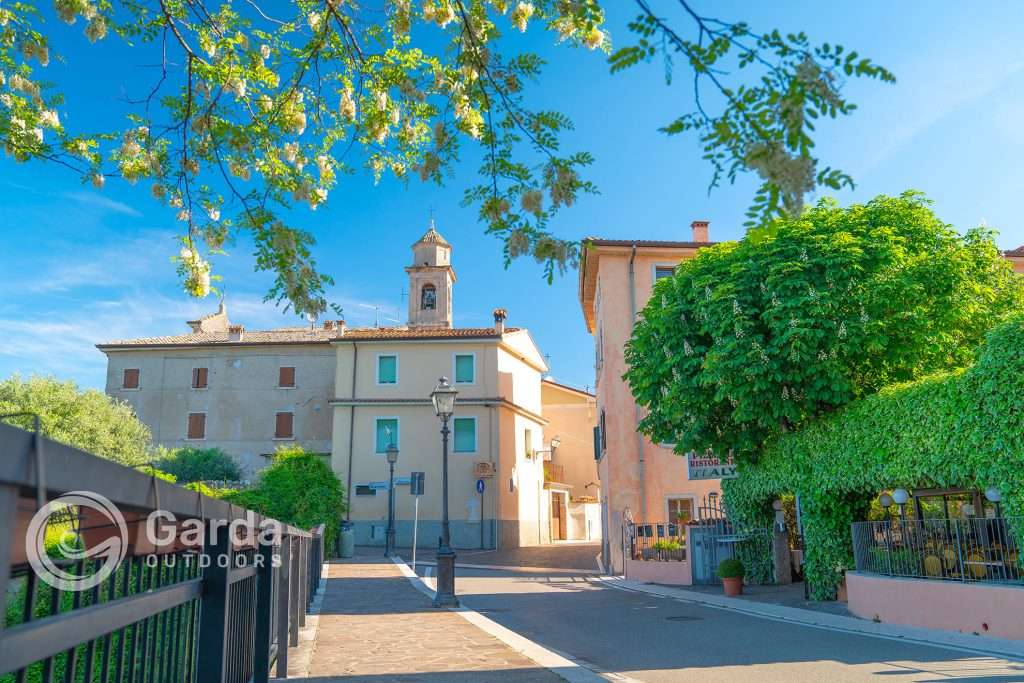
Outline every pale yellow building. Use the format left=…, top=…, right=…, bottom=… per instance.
left=97, top=222, right=601, bottom=551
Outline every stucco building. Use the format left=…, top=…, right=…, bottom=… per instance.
left=579, top=222, right=722, bottom=573
left=98, top=222, right=600, bottom=551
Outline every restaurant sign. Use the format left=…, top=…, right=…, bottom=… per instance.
left=687, top=451, right=738, bottom=480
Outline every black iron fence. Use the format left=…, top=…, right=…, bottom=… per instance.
left=0, top=422, right=326, bottom=682
left=626, top=522, right=687, bottom=562
left=851, top=517, right=1023, bottom=583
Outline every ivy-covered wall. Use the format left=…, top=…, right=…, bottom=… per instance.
left=724, top=315, right=1024, bottom=599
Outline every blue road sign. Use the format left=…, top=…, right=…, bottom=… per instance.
left=476, top=478, right=485, bottom=494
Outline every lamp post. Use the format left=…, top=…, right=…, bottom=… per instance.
left=385, top=443, right=399, bottom=556
left=892, top=488, right=910, bottom=521
left=985, top=487, right=1002, bottom=518
left=430, top=376, right=459, bottom=607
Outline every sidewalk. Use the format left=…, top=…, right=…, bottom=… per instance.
left=301, top=555, right=563, bottom=681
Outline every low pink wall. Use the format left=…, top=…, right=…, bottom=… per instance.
left=847, top=571, right=1024, bottom=640
left=625, top=558, right=692, bottom=585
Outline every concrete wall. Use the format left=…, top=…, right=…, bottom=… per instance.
left=624, top=558, right=693, bottom=585
left=589, top=247, right=721, bottom=573
left=847, top=572, right=1024, bottom=640
left=540, top=381, right=599, bottom=498
left=104, top=345, right=335, bottom=475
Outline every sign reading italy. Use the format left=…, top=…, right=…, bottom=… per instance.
left=687, top=451, right=738, bottom=480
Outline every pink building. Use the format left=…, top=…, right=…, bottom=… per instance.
left=579, top=222, right=722, bottom=573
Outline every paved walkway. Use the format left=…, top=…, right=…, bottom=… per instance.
left=302, top=557, right=561, bottom=681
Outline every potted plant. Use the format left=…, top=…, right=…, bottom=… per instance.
left=717, top=557, right=746, bottom=596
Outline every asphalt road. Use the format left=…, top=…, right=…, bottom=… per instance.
left=420, top=566, right=1024, bottom=682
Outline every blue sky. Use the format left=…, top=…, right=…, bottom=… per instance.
left=2, top=1, right=1023, bottom=391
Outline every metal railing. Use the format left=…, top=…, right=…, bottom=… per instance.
left=0, top=422, right=327, bottom=682
left=851, top=517, right=1023, bottom=583
left=626, top=522, right=687, bottom=562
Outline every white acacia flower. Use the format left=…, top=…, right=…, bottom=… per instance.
left=208, top=207, right=221, bottom=221
left=177, top=209, right=191, bottom=222
left=339, top=88, right=356, bottom=120
left=511, top=2, right=533, bottom=32
left=260, top=44, right=271, bottom=60
left=85, top=16, right=107, bottom=42
left=308, top=12, right=322, bottom=30
left=179, top=247, right=193, bottom=261
left=91, top=173, right=105, bottom=189
left=283, top=142, right=299, bottom=163
left=584, top=27, right=604, bottom=50
left=151, top=183, right=166, bottom=200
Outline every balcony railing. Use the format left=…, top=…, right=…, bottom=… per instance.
left=626, top=522, right=687, bottom=562
left=851, top=517, right=1023, bottom=583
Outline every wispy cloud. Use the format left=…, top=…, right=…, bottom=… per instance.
left=62, top=191, right=142, bottom=217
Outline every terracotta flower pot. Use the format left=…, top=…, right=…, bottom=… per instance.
left=722, top=576, right=744, bottom=596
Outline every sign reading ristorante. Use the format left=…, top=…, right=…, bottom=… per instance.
left=687, top=450, right=738, bottom=480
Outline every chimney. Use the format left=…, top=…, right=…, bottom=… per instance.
left=337, top=319, right=347, bottom=336
left=493, top=308, right=508, bottom=334
left=691, top=220, right=710, bottom=243
left=228, top=324, right=244, bottom=342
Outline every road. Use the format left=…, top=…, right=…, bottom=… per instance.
left=417, top=565, right=1024, bottom=682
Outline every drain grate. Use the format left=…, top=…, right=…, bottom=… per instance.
left=665, top=615, right=702, bottom=621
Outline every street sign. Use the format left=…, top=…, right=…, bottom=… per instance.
left=474, top=461, right=495, bottom=478
left=367, top=477, right=411, bottom=490
left=410, top=471, right=425, bottom=496
left=476, top=478, right=485, bottom=494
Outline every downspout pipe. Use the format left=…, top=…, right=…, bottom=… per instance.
left=345, top=343, right=358, bottom=521
left=628, top=242, right=648, bottom=520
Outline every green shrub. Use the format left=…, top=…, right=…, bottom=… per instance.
left=225, top=445, right=346, bottom=554
left=726, top=315, right=1024, bottom=599
left=155, top=446, right=241, bottom=483
left=652, top=539, right=682, bottom=552
left=717, top=558, right=746, bottom=579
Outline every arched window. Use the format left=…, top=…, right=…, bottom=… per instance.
left=421, top=284, right=437, bottom=310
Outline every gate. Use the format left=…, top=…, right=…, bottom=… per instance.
left=691, top=493, right=773, bottom=585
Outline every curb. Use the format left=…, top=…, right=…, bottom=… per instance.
left=406, top=559, right=600, bottom=576
left=598, top=577, right=1024, bottom=662
left=391, top=556, right=611, bottom=682
left=274, top=564, right=329, bottom=680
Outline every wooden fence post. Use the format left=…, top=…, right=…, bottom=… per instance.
left=252, top=536, right=275, bottom=683
left=196, top=520, right=232, bottom=683
left=274, top=536, right=291, bottom=679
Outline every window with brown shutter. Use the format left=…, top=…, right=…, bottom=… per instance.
left=278, top=366, right=296, bottom=388
left=187, top=413, right=206, bottom=440
left=275, top=412, right=294, bottom=439
left=123, top=368, right=140, bottom=389
left=192, top=367, right=209, bottom=389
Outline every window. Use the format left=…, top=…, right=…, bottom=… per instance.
left=524, top=428, right=534, bottom=458
left=275, top=412, right=294, bottom=439
left=192, top=367, right=209, bottom=389
left=668, top=498, right=694, bottom=524
left=186, top=413, right=206, bottom=440
left=655, top=265, right=675, bottom=280
left=278, top=366, right=296, bottom=388
left=453, top=417, right=477, bottom=453
left=122, top=368, right=140, bottom=390
left=599, top=410, right=607, bottom=450
left=454, top=353, right=475, bottom=384
left=375, top=418, right=399, bottom=453
left=421, top=284, right=436, bottom=310
left=376, top=355, right=398, bottom=385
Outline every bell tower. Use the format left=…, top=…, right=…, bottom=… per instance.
left=406, top=219, right=456, bottom=328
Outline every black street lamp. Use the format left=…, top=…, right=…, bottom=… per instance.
left=385, top=442, right=399, bottom=556
left=430, top=376, right=459, bottom=607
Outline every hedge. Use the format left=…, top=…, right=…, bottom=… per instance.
left=725, top=315, right=1024, bottom=599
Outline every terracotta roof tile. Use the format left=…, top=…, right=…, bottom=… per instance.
left=97, top=325, right=518, bottom=349
left=583, top=237, right=717, bottom=249
left=1006, top=246, right=1024, bottom=257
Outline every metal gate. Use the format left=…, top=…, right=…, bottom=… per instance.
left=691, top=493, right=773, bottom=585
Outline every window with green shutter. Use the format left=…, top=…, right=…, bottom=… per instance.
left=453, top=417, right=476, bottom=453
left=375, top=418, right=399, bottom=453
left=377, top=355, right=398, bottom=384
left=454, top=354, right=475, bottom=384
